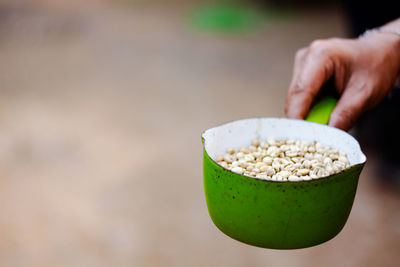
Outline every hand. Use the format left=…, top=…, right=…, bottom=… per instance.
left=285, top=29, right=400, bottom=131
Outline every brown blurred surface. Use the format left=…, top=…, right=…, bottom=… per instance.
left=0, top=1, right=399, bottom=266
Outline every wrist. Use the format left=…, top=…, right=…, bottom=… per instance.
left=360, top=27, right=400, bottom=50
left=359, top=27, right=400, bottom=65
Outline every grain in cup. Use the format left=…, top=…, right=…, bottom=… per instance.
left=216, top=137, right=350, bottom=181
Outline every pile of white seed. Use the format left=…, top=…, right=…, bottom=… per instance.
left=216, top=137, right=350, bottom=181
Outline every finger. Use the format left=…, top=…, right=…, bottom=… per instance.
left=285, top=48, right=309, bottom=117
left=290, top=47, right=308, bottom=84
left=286, top=44, right=334, bottom=119
left=285, top=47, right=308, bottom=116
left=328, top=75, right=371, bottom=130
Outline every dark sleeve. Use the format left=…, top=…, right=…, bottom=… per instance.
left=341, top=0, right=400, bottom=37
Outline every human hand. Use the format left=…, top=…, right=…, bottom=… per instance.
left=285, top=27, right=400, bottom=131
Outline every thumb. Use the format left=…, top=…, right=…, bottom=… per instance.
left=328, top=76, right=370, bottom=131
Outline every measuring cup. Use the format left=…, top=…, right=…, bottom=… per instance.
left=201, top=97, right=366, bottom=249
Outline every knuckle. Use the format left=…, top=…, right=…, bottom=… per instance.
left=309, top=39, right=330, bottom=55
left=337, top=108, right=352, bottom=119
left=289, top=84, right=313, bottom=98
left=336, top=108, right=356, bottom=126
left=289, top=84, right=305, bottom=95
left=295, top=47, right=307, bottom=60
left=310, top=39, right=325, bottom=48
left=327, top=37, right=342, bottom=43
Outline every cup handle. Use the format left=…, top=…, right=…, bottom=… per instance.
left=305, top=96, right=337, bottom=125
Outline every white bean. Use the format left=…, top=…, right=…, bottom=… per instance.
left=288, top=175, right=301, bottom=181
left=323, top=157, right=332, bottom=165
left=278, top=171, right=290, bottom=179
left=252, top=138, right=260, bottom=147
left=267, top=136, right=276, bottom=145
left=297, top=168, right=310, bottom=176
left=265, top=166, right=275, bottom=176
left=260, top=141, right=269, bottom=149
left=231, top=161, right=240, bottom=168
left=246, top=165, right=254, bottom=171
left=263, top=156, right=273, bottom=165
left=259, top=165, right=268, bottom=172
left=231, top=167, right=244, bottom=174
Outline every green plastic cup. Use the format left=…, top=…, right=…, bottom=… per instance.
left=201, top=99, right=366, bottom=249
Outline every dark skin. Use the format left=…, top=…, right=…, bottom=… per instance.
left=286, top=18, right=400, bottom=131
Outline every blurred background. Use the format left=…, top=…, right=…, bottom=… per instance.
left=0, top=0, right=399, bottom=266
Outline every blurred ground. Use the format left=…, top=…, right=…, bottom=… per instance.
left=0, top=0, right=399, bottom=266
